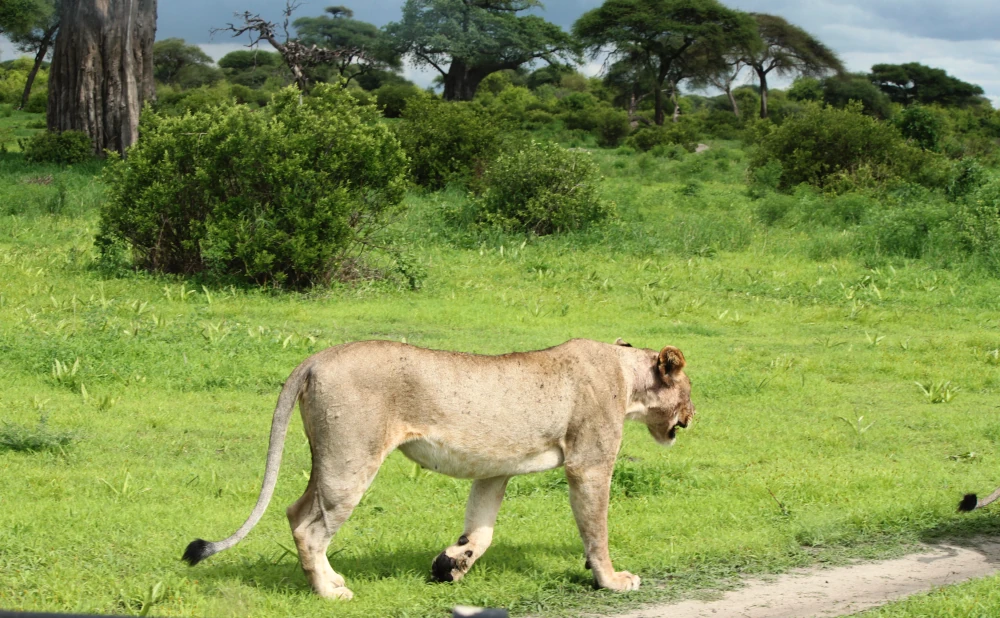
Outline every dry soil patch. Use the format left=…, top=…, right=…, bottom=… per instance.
left=613, top=539, right=1000, bottom=618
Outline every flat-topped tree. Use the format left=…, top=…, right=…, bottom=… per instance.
left=870, top=63, right=986, bottom=108
left=385, top=0, right=576, bottom=101
left=740, top=13, right=843, bottom=119
left=574, top=0, right=757, bottom=126
left=293, top=6, right=401, bottom=88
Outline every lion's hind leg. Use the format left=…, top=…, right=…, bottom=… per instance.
left=431, top=476, right=509, bottom=583
left=287, top=456, right=385, bottom=600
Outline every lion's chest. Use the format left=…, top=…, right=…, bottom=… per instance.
left=398, top=438, right=564, bottom=479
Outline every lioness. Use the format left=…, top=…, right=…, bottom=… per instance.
left=183, top=338, right=695, bottom=600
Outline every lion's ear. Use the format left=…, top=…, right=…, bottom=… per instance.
left=657, top=346, right=686, bottom=381
left=615, top=338, right=632, bottom=347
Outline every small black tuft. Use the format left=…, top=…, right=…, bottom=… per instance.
left=584, top=559, right=591, bottom=570
left=431, top=552, right=457, bottom=582
left=959, top=494, right=979, bottom=512
left=182, top=539, right=212, bottom=566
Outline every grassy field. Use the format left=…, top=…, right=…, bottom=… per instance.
left=2, top=113, right=1000, bottom=617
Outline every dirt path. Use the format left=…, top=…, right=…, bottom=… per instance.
left=613, top=539, right=1000, bottom=618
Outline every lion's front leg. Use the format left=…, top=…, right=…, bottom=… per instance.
left=432, top=476, right=509, bottom=583
left=566, top=465, right=640, bottom=592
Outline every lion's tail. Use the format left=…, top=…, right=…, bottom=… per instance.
left=182, top=360, right=313, bottom=566
left=958, top=486, right=1000, bottom=512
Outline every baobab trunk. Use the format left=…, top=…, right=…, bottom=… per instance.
left=47, top=0, right=157, bottom=155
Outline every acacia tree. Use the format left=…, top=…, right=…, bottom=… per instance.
left=293, top=6, right=401, bottom=88
left=47, top=0, right=156, bottom=155
left=0, top=0, right=58, bottom=110
left=385, top=0, right=576, bottom=101
left=870, top=63, right=986, bottom=107
left=152, top=38, right=216, bottom=85
left=741, top=13, right=843, bottom=119
left=574, top=0, right=757, bottom=126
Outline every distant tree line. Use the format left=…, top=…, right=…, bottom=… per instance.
left=0, top=0, right=994, bottom=155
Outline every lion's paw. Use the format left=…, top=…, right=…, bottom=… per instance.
left=431, top=550, right=471, bottom=583
left=601, top=571, right=641, bottom=592
left=324, top=586, right=354, bottom=600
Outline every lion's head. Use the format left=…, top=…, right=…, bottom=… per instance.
left=623, top=344, right=695, bottom=446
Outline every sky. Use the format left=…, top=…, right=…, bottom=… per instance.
left=2, top=0, right=999, bottom=105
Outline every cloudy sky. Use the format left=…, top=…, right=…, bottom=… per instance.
left=3, top=0, right=998, bottom=104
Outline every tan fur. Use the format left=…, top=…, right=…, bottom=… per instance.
left=186, top=338, right=695, bottom=600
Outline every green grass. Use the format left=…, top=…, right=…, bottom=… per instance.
left=852, top=573, right=1000, bottom=617
left=3, top=113, right=1000, bottom=616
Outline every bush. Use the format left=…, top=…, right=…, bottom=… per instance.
left=958, top=180, right=1000, bottom=271
left=98, top=84, right=409, bottom=288
left=396, top=97, right=504, bottom=190
left=625, top=121, right=699, bottom=152
left=896, top=104, right=942, bottom=151
left=374, top=83, right=424, bottom=118
left=466, top=140, right=613, bottom=235
left=594, top=106, right=631, bottom=148
left=747, top=102, right=922, bottom=193
left=22, top=130, right=93, bottom=164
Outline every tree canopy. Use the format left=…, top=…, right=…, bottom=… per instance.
left=385, top=0, right=576, bottom=101
left=0, top=0, right=48, bottom=36
left=870, top=62, right=986, bottom=107
left=574, top=0, right=758, bottom=125
left=152, top=38, right=219, bottom=87
left=3, top=0, right=59, bottom=109
left=293, top=5, right=401, bottom=87
left=741, top=13, right=843, bottom=118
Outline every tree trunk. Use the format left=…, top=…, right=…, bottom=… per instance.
left=19, top=23, right=59, bottom=111
left=726, top=86, right=739, bottom=117
left=670, top=80, right=681, bottom=123
left=47, top=0, right=157, bottom=155
left=654, top=79, right=665, bottom=125
left=442, top=59, right=494, bottom=101
left=758, top=68, right=769, bottom=119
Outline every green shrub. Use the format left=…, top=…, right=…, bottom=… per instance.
left=747, top=102, right=921, bottom=193
left=396, top=97, right=504, bottom=190
left=98, top=84, right=409, bottom=288
left=625, top=121, right=699, bottom=152
left=859, top=198, right=949, bottom=260
left=467, top=140, right=613, bottom=235
left=374, top=83, right=424, bottom=119
left=22, top=130, right=93, bottom=164
left=594, top=106, right=631, bottom=148
left=958, top=180, right=1000, bottom=271
left=896, top=104, right=941, bottom=151
left=946, top=157, right=988, bottom=201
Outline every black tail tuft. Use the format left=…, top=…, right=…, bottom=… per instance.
left=182, top=539, right=212, bottom=566
left=958, top=494, right=979, bottom=512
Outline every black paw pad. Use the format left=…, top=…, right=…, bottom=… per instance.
left=432, top=552, right=457, bottom=582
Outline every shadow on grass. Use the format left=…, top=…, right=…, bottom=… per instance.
left=187, top=540, right=586, bottom=594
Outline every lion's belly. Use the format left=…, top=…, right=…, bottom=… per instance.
left=398, top=439, right=564, bottom=479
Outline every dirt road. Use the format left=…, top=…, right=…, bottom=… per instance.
left=613, top=539, right=1000, bottom=618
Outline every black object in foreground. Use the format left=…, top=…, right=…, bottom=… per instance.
left=958, top=493, right=979, bottom=512
left=182, top=538, right=211, bottom=565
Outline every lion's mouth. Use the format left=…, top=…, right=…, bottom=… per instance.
left=667, top=419, right=689, bottom=441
